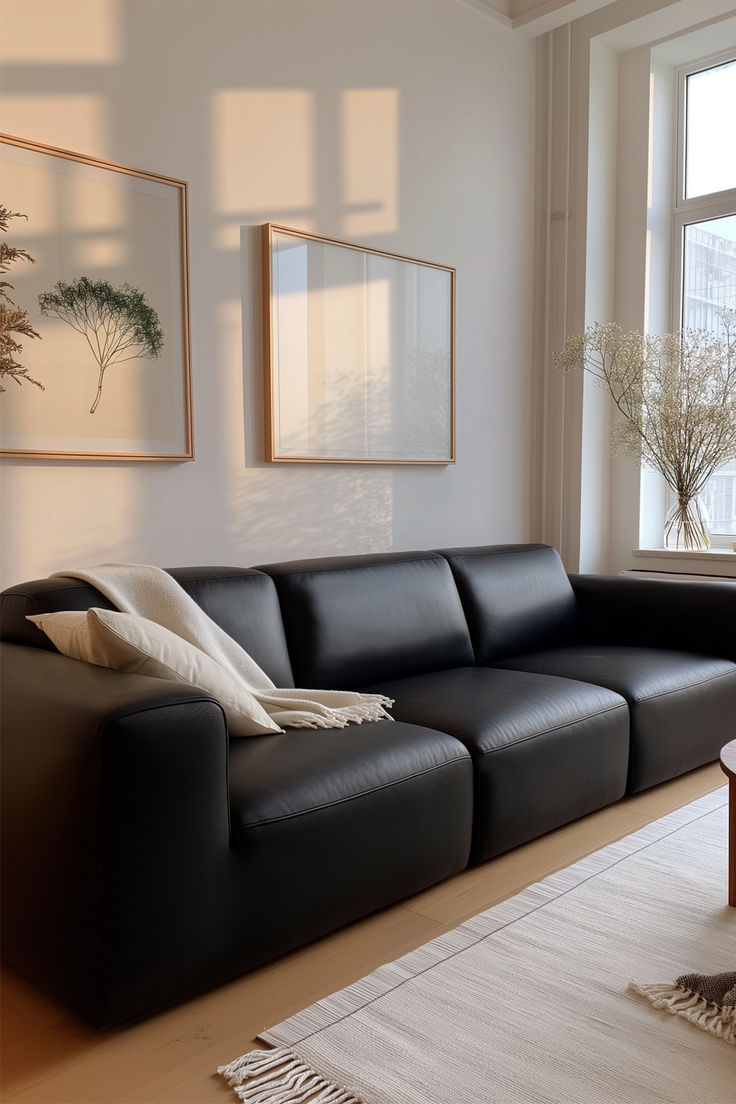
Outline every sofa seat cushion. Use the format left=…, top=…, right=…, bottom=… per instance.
left=229, top=719, right=469, bottom=828
left=494, top=646, right=736, bottom=792
left=226, top=721, right=473, bottom=956
left=361, top=668, right=629, bottom=862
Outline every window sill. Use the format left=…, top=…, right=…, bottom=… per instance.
left=634, top=547, right=736, bottom=563
left=627, top=547, right=736, bottom=580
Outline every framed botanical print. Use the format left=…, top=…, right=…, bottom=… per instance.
left=263, top=223, right=455, bottom=463
left=0, top=134, right=193, bottom=460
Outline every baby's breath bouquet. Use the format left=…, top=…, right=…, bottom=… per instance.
left=555, top=310, right=736, bottom=550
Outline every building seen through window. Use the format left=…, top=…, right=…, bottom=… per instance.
left=680, top=59, right=736, bottom=538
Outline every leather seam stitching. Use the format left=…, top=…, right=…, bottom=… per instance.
left=476, top=700, right=628, bottom=755
left=264, top=555, right=445, bottom=579
left=234, top=756, right=470, bottom=830
left=1, top=571, right=267, bottom=601
left=103, top=693, right=227, bottom=723
left=173, top=572, right=266, bottom=584
left=498, top=663, right=736, bottom=704
left=627, top=666, right=736, bottom=705
left=445, top=546, right=548, bottom=559
left=2, top=585, right=99, bottom=599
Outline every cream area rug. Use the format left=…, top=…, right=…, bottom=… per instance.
left=219, top=788, right=735, bottom=1104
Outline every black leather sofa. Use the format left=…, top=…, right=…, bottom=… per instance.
left=1, top=544, right=734, bottom=1028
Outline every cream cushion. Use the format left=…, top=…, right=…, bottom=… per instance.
left=27, top=607, right=282, bottom=737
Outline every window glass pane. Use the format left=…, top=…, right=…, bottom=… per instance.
left=682, top=214, right=736, bottom=535
left=682, top=214, right=736, bottom=332
left=685, top=59, right=736, bottom=198
left=702, top=460, right=736, bottom=536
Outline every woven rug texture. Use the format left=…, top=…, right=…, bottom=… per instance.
left=220, top=788, right=735, bottom=1104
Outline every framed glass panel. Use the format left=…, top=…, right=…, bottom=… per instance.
left=262, top=224, right=455, bottom=463
left=0, top=134, right=193, bottom=460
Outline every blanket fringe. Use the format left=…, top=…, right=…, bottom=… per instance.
left=218, top=1047, right=363, bottom=1103
left=261, top=695, right=394, bottom=730
left=629, top=981, right=736, bottom=1046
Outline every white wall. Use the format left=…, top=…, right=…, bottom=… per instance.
left=0, top=0, right=536, bottom=588
left=578, top=37, right=616, bottom=572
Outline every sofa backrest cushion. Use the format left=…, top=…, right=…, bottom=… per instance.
left=0, top=567, right=295, bottom=688
left=438, top=544, right=577, bottom=663
left=258, top=551, right=475, bottom=689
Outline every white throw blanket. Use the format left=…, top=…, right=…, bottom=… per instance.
left=53, top=564, right=394, bottom=731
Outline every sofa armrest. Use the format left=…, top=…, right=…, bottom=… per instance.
left=0, top=643, right=231, bottom=1027
left=569, top=574, right=736, bottom=661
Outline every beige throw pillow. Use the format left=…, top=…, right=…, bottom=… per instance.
left=27, top=608, right=282, bottom=737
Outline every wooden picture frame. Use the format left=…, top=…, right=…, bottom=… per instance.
left=0, top=134, right=193, bottom=460
left=263, top=223, right=455, bottom=464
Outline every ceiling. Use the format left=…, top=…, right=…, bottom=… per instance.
left=461, top=0, right=621, bottom=34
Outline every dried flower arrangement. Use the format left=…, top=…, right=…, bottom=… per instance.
left=555, top=311, right=736, bottom=550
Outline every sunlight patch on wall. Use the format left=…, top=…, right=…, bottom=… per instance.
left=0, top=0, right=119, bottom=63
left=73, top=236, right=128, bottom=268
left=69, top=173, right=125, bottom=230
left=67, top=174, right=128, bottom=267
left=213, top=89, right=315, bottom=248
left=341, top=90, right=398, bottom=239
left=0, top=464, right=139, bottom=585
left=0, top=96, right=107, bottom=157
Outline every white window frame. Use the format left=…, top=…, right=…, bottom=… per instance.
left=671, top=49, right=736, bottom=546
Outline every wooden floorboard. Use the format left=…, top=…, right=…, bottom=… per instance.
left=1, top=761, right=724, bottom=1104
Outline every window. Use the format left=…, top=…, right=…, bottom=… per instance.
left=683, top=60, right=736, bottom=199
left=674, top=55, right=736, bottom=545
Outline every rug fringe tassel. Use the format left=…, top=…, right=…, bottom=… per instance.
left=629, top=981, right=736, bottom=1046
left=218, top=1047, right=363, bottom=1103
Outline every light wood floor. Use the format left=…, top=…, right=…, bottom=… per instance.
left=1, top=762, right=725, bottom=1104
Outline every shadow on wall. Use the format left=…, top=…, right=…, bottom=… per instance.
left=221, top=464, right=394, bottom=565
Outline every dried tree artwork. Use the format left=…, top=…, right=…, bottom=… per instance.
left=1, top=134, right=192, bottom=459
left=38, top=276, right=164, bottom=414
left=0, top=204, right=43, bottom=393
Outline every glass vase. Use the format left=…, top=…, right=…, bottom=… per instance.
left=663, top=496, right=711, bottom=551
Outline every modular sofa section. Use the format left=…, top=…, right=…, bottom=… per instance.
left=1, top=637, right=474, bottom=1027
left=441, top=548, right=736, bottom=795
left=496, top=645, right=736, bottom=792
left=225, top=721, right=473, bottom=968
left=0, top=642, right=231, bottom=1028
left=365, top=666, right=629, bottom=860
